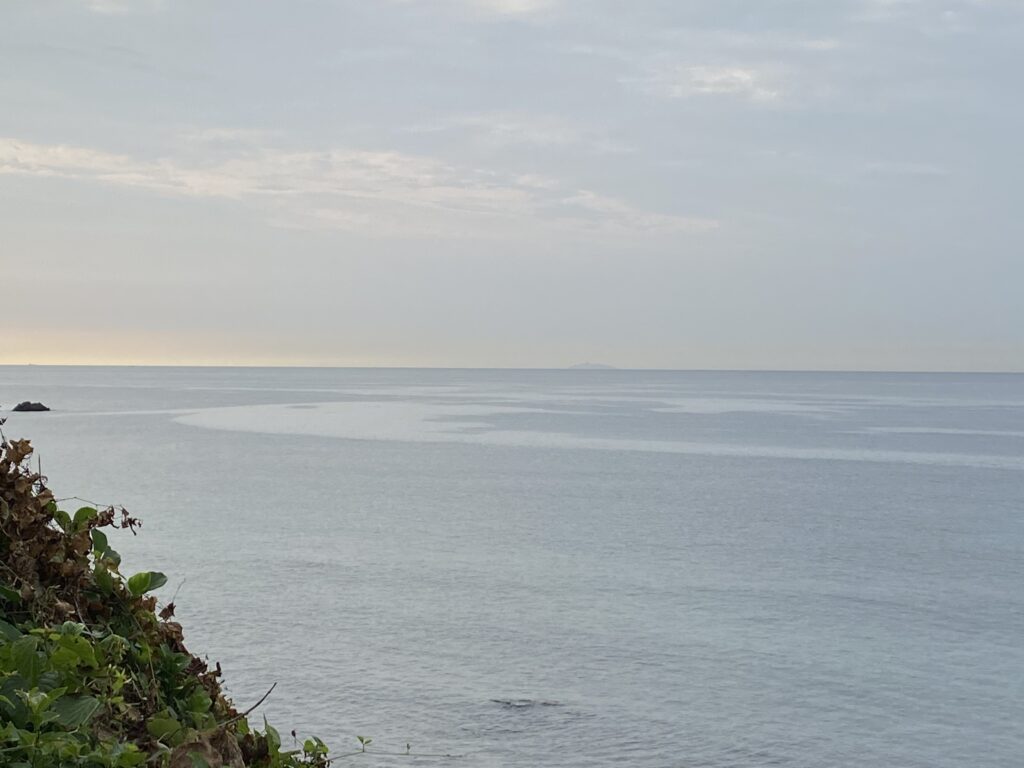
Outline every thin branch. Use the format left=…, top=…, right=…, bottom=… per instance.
left=325, top=746, right=465, bottom=764
left=219, top=682, right=277, bottom=730
left=53, top=495, right=120, bottom=509
left=169, top=578, right=186, bottom=605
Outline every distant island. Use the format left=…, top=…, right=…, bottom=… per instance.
left=569, top=362, right=617, bottom=370
left=11, top=401, right=51, bottom=412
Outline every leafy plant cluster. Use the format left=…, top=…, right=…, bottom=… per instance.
left=0, top=437, right=332, bottom=767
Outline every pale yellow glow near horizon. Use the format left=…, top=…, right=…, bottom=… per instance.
left=4, top=330, right=1021, bottom=372
left=0, top=330, right=397, bottom=368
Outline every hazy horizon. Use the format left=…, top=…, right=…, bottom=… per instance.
left=2, top=1, right=1021, bottom=370
left=3, top=363, right=1024, bottom=376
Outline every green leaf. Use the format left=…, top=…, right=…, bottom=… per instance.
left=0, top=583, right=21, bottom=605
left=50, top=647, right=81, bottom=672
left=41, top=686, right=67, bottom=709
left=73, top=506, right=97, bottom=530
left=94, top=564, right=114, bottom=594
left=12, top=637, right=42, bottom=687
left=91, top=529, right=121, bottom=567
left=127, top=572, right=151, bottom=596
left=91, top=529, right=108, bottom=552
left=53, top=509, right=72, bottom=533
left=127, top=571, right=167, bottom=596
left=263, top=716, right=281, bottom=753
left=37, top=670, right=61, bottom=691
left=0, top=675, right=28, bottom=723
left=58, top=621, right=85, bottom=637
left=145, top=715, right=181, bottom=741
left=57, top=635, right=98, bottom=668
left=115, top=747, right=147, bottom=768
left=0, top=618, right=21, bottom=643
left=52, top=695, right=100, bottom=728
left=148, top=572, right=168, bottom=591
left=186, top=690, right=212, bottom=714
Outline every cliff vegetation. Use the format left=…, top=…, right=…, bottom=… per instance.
left=0, top=436, right=332, bottom=767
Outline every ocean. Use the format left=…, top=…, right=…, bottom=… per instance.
left=0, top=366, right=1021, bottom=767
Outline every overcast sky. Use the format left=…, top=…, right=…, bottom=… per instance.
left=1, top=0, right=1021, bottom=369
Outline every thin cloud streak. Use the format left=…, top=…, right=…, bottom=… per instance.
left=406, top=111, right=635, bottom=154
left=79, top=0, right=164, bottom=14
left=388, top=0, right=558, bottom=19
left=0, top=137, right=716, bottom=238
left=624, top=63, right=782, bottom=103
left=463, top=0, right=556, bottom=15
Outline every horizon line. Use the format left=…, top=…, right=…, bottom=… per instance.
left=1, top=363, right=1022, bottom=375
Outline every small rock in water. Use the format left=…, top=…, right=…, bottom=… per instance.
left=12, top=401, right=50, bottom=412
left=491, top=698, right=562, bottom=709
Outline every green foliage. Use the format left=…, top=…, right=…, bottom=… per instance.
left=126, top=571, right=168, bottom=597
left=0, top=438, right=331, bottom=767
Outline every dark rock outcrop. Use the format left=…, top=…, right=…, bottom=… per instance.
left=12, top=401, right=50, bottom=412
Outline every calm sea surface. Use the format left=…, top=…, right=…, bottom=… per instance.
left=1, top=367, right=1021, bottom=767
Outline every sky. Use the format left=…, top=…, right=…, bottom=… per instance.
left=1, top=0, right=1022, bottom=370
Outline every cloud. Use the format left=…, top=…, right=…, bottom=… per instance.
left=862, top=160, right=950, bottom=177
left=463, top=0, right=555, bottom=14
left=625, top=63, right=781, bottom=103
left=799, top=39, right=843, bottom=51
left=79, top=0, right=164, bottom=13
left=179, top=127, right=283, bottom=151
left=685, top=66, right=781, bottom=101
left=557, top=190, right=716, bottom=234
left=407, top=112, right=634, bottom=154
left=0, top=137, right=714, bottom=238
left=388, top=0, right=556, bottom=18
left=852, top=0, right=1004, bottom=27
